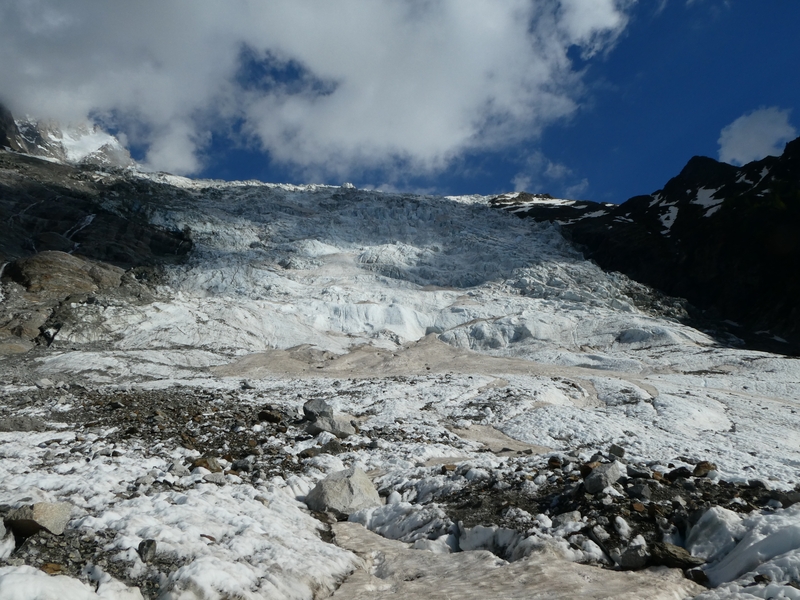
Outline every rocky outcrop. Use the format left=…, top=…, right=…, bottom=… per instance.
left=494, top=138, right=800, bottom=353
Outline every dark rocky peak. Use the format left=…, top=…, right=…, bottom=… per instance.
left=0, top=103, right=25, bottom=153
left=493, top=136, right=800, bottom=354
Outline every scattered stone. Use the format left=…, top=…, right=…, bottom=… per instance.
left=687, top=568, right=710, bottom=586
left=754, top=573, right=771, bottom=584
left=203, top=473, right=227, bottom=485
left=608, top=444, right=626, bottom=459
left=257, top=408, right=283, bottom=423
left=192, top=457, right=222, bottom=473
left=693, top=461, right=717, bottom=478
left=168, top=462, right=191, bottom=477
left=40, top=563, right=64, bottom=575
left=584, top=461, right=623, bottom=494
left=5, top=502, right=72, bottom=536
left=649, top=542, right=704, bottom=569
left=305, top=466, right=381, bottom=518
left=137, top=539, right=157, bottom=562
left=627, top=482, right=652, bottom=500
left=0, top=416, right=47, bottom=432
left=299, top=447, right=322, bottom=459
left=231, top=458, right=252, bottom=472
left=580, top=461, right=600, bottom=478
left=547, top=456, right=563, bottom=469
left=320, top=439, right=344, bottom=455
left=666, top=467, right=693, bottom=482
left=35, top=378, right=55, bottom=389
left=551, top=511, right=582, bottom=527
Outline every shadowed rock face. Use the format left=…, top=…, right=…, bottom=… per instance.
left=0, top=152, right=192, bottom=267
left=494, top=138, right=800, bottom=353
left=0, top=148, right=192, bottom=353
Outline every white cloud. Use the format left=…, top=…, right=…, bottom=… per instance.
left=718, top=107, right=797, bottom=166
left=0, top=0, right=633, bottom=178
left=512, top=150, right=586, bottom=197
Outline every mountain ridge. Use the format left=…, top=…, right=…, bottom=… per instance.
left=493, top=138, right=800, bottom=353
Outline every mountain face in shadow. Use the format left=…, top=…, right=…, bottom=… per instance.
left=493, top=139, right=800, bottom=353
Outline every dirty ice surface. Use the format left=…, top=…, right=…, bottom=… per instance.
left=2, top=176, right=800, bottom=598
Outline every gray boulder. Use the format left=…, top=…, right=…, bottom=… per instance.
left=305, top=414, right=356, bottom=439
left=584, top=461, right=623, bottom=494
left=305, top=467, right=381, bottom=518
left=5, top=501, right=72, bottom=536
left=0, top=416, right=47, bottom=432
left=303, top=398, right=335, bottom=421
left=619, top=544, right=649, bottom=570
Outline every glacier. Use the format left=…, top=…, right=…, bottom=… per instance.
left=1, top=171, right=800, bottom=599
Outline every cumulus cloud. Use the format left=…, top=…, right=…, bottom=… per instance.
left=718, top=107, right=797, bottom=166
left=0, top=0, right=633, bottom=178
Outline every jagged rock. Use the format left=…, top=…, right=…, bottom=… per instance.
left=303, top=398, right=335, bottom=421
left=627, top=482, right=652, bottom=500
left=138, top=539, right=157, bottom=562
left=619, top=544, right=649, bottom=570
left=305, top=414, right=357, bottom=439
left=666, top=467, right=693, bottom=482
left=649, top=542, right=704, bottom=569
left=693, top=461, right=717, bottom=477
left=0, top=416, right=47, bottom=432
left=609, top=444, right=626, bottom=458
left=626, top=464, right=652, bottom=479
left=5, top=502, right=72, bottom=536
left=305, top=466, right=381, bottom=518
left=584, top=461, right=623, bottom=494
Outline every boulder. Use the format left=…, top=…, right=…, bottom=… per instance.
left=584, top=461, right=623, bottom=494
left=627, top=482, right=652, bottom=500
left=619, top=544, right=649, bottom=570
left=649, top=542, right=704, bottom=569
left=0, top=416, right=47, bottom=432
left=693, top=461, right=717, bottom=478
left=303, top=398, right=335, bottom=421
left=306, top=414, right=357, bottom=439
left=5, top=502, right=72, bottom=536
left=305, top=467, right=381, bottom=518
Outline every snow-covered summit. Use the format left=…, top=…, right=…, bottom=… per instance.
left=0, top=104, right=133, bottom=168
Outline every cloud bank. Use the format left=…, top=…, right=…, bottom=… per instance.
left=0, top=1, right=633, bottom=179
left=718, top=107, right=797, bottom=166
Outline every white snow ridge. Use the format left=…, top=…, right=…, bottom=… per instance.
left=1, top=176, right=800, bottom=599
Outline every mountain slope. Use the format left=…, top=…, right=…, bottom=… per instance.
left=493, top=139, right=800, bottom=351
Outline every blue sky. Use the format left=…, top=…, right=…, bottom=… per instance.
left=1, top=1, right=797, bottom=203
